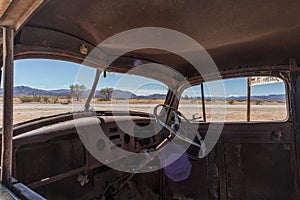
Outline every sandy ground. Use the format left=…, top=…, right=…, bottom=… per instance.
left=0, top=103, right=287, bottom=127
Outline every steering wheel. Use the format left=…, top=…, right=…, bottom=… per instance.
left=153, top=104, right=206, bottom=158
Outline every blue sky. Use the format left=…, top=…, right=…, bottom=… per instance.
left=11, top=59, right=286, bottom=96
left=14, top=59, right=80, bottom=89
left=183, top=77, right=286, bottom=97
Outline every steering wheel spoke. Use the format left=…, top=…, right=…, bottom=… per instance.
left=153, top=104, right=206, bottom=159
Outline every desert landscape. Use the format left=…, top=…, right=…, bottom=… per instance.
left=0, top=99, right=287, bottom=127
left=0, top=85, right=288, bottom=126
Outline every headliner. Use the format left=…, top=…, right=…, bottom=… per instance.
left=5, top=0, right=300, bottom=77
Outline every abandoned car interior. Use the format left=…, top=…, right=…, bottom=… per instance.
left=1, top=0, right=300, bottom=199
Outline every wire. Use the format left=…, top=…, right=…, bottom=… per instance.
left=100, top=174, right=131, bottom=200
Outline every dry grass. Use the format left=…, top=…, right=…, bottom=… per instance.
left=179, top=99, right=285, bottom=105
left=0, top=97, right=165, bottom=104
left=0, top=97, right=287, bottom=127
left=0, top=97, right=286, bottom=105
left=94, top=98, right=165, bottom=104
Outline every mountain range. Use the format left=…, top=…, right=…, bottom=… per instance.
left=0, top=86, right=166, bottom=99
left=0, top=86, right=286, bottom=102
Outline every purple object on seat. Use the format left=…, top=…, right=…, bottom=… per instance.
left=159, top=143, right=192, bottom=182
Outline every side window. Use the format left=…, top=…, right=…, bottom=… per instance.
left=178, top=76, right=288, bottom=122
left=205, top=77, right=247, bottom=122
left=178, top=85, right=204, bottom=121
left=250, top=76, right=287, bottom=121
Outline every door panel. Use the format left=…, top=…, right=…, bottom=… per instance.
left=225, top=143, right=296, bottom=200
left=199, top=122, right=298, bottom=200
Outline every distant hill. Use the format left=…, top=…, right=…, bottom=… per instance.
left=137, top=94, right=167, bottom=99
left=0, top=86, right=70, bottom=97
left=225, top=94, right=286, bottom=102
left=110, top=89, right=138, bottom=99
left=0, top=86, right=166, bottom=99
left=0, top=86, right=285, bottom=102
left=184, top=94, right=285, bottom=102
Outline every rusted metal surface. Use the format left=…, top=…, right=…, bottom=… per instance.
left=164, top=159, right=209, bottom=199
left=224, top=143, right=243, bottom=200
left=0, top=183, right=19, bottom=200
left=0, top=0, right=46, bottom=30
left=247, top=77, right=251, bottom=122
left=11, top=181, right=45, bottom=200
left=0, top=1, right=300, bottom=199
left=4, top=86, right=298, bottom=200
left=159, top=169, right=164, bottom=200
left=1, top=27, right=14, bottom=187
left=0, top=0, right=13, bottom=17
left=207, top=148, right=219, bottom=199
left=217, top=143, right=227, bottom=200
left=4, top=70, right=297, bottom=199
left=0, top=1, right=297, bottom=75
left=292, top=74, right=300, bottom=196
left=8, top=113, right=299, bottom=199
left=84, top=70, right=101, bottom=111
left=222, top=142, right=298, bottom=200
left=13, top=0, right=300, bottom=71
left=27, top=166, right=87, bottom=189
left=200, top=83, right=206, bottom=122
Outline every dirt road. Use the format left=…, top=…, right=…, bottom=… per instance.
left=0, top=103, right=287, bottom=127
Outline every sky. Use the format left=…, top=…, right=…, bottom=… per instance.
left=9, top=59, right=286, bottom=97
left=183, top=77, right=286, bottom=97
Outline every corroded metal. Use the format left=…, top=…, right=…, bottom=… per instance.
left=84, top=70, right=101, bottom=111
left=247, top=77, right=251, bottom=122
left=0, top=0, right=46, bottom=30
left=1, top=26, right=14, bottom=187
left=201, top=83, right=206, bottom=122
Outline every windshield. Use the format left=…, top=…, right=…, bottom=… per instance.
left=87, top=70, right=168, bottom=114
left=0, top=59, right=168, bottom=127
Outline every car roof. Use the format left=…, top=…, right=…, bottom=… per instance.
left=1, top=0, right=300, bottom=78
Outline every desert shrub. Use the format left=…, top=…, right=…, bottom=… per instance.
left=254, top=99, right=263, bottom=105
left=32, top=96, right=41, bottom=102
left=19, top=96, right=33, bottom=103
left=65, top=94, right=71, bottom=99
left=227, top=98, right=235, bottom=105
left=42, top=96, right=50, bottom=103
left=70, top=84, right=87, bottom=101
left=183, top=95, right=189, bottom=100
left=99, top=88, right=114, bottom=100
left=50, top=96, right=59, bottom=103
left=18, top=95, right=64, bottom=103
left=98, top=98, right=111, bottom=102
left=19, top=95, right=42, bottom=103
